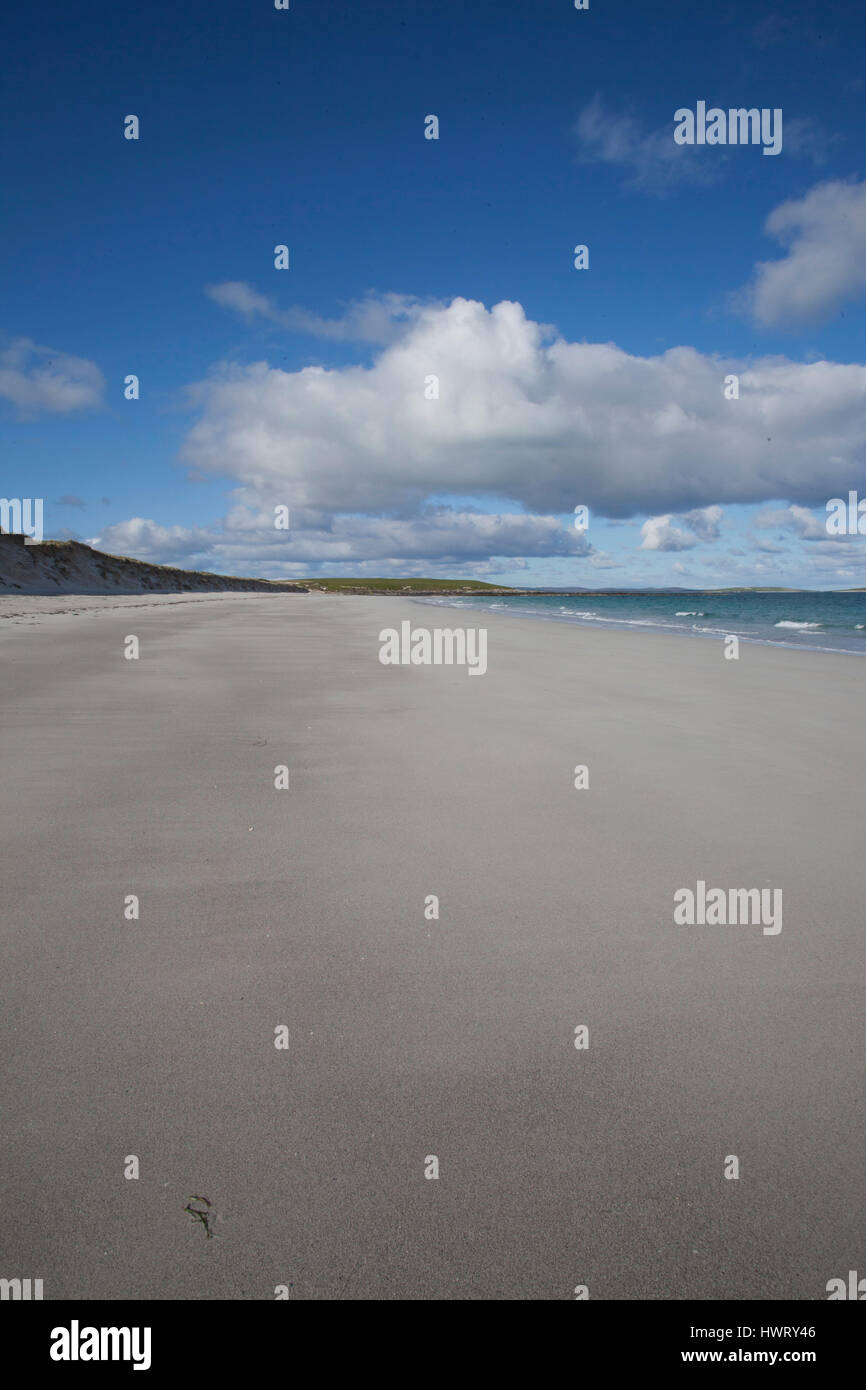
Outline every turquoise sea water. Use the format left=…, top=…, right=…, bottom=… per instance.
left=412, top=591, right=866, bottom=655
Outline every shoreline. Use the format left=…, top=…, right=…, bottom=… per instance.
left=408, top=592, right=866, bottom=658
left=2, top=587, right=866, bottom=657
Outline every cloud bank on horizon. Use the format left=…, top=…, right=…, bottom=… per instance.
left=86, top=282, right=865, bottom=581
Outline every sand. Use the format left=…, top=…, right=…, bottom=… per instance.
left=1, top=593, right=863, bottom=1299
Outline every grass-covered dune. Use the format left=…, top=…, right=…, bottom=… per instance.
left=0, top=534, right=309, bottom=596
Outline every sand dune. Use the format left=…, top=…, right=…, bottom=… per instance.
left=0, top=531, right=307, bottom=597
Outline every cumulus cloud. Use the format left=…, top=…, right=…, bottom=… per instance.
left=90, top=296, right=866, bottom=572
left=753, top=504, right=828, bottom=539
left=179, top=297, right=866, bottom=526
left=205, top=284, right=432, bottom=344
left=640, top=515, right=698, bottom=552
left=93, top=518, right=218, bottom=562
left=0, top=339, right=105, bottom=415
left=92, top=507, right=594, bottom=572
left=736, top=179, right=866, bottom=327
left=639, top=506, right=724, bottom=552
left=681, top=504, right=724, bottom=541
left=750, top=504, right=866, bottom=567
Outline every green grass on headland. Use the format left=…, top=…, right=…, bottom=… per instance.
left=298, top=577, right=514, bottom=593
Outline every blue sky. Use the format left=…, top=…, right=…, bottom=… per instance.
left=2, top=0, right=866, bottom=587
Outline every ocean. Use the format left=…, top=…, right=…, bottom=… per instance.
left=412, top=590, right=866, bottom=655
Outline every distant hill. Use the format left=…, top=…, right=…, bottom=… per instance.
left=300, top=580, right=831, bottom=595
left=302, top=577, right=515, bottom=594
left=0, top=534, right=308, bottom=596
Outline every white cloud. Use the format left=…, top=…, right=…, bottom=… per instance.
left=179, top=297, right=866, bottom=523
left=205, top=284, right=432, bottom=344
left=93, top=518, right=218, bottom=561
left=0, top=339, right=105, bottom=415
left=205, top=281, right=273, bottom=319
left=753, top=504, right=828, bottom=539
left=736, top=179, right=866, bottom=327
left=639, top=515, right=697, bottom=552
left=681, top=504, right=724, bottom=540
left=639, top=506, right=724, bottom=552
left=93, top=507, right=593, bottom=572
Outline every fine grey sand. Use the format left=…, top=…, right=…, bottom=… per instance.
left=1, top=593, right=863, bottom=1299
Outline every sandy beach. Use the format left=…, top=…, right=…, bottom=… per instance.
left=1, top=593, right=863, bottom=1299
